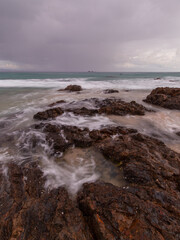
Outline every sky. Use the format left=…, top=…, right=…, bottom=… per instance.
left=1, top=0, right=180, bottom=72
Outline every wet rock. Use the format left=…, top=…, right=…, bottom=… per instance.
left=144, top=87, right=180, bottom=110
left=48, top=100, right=66, bottom=107
left=34, top=122, right=180, bottom=192
left=78, top=182, right=180, bottom=240
left=34, top=98, right=152, bottom=121
left=0, top=162, right=93, bottom=240
left=59, top=85, right=82, bottom=92
left=66, top=98, right=152, bottom=116
left=42, top=124, right=72, bottom=154
left=1, top=121, right=180, bottom=239
left=33, top=107, right=64, bottom=120
left=104, top=89, right=119, bottom=94
left=96, top=132, right=180, bottom=192
left=36, top=123, right=93, bottom=154
left=97, top=99, right=150, bottom=116
left=89, top=126, right=137, bottom=141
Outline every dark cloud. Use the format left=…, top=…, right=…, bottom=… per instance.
left=0, top=0, right=180, bottom=71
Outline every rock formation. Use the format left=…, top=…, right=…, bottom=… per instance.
left=58, top=85, right=82, bottom=92
left=144, top=87, right=180, bottom=110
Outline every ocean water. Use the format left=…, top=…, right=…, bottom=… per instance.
left=0, top=72, right=180, bottom=194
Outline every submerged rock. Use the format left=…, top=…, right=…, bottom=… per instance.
left=104, top=89, right=119, bottom=94
left=144, top=87, right=180, bottom=110
left=67, top=107, right=99, bottom=116
left=48, top=100, right=66, bottom=107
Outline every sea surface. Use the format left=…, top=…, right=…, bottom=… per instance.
left=0, top=72, right=180, bottom=194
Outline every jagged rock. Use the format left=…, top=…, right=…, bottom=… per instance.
left=33, top=107, right=64, bottom=120
left=78, top=182, right=180, bottom=240
left=1, top=121, right=180, bottom=240
left=89, top=126, right=137, bottom=141
left=96, top=99, right=150, bottom=116
left=77, top=128, right=180, bottom=240
left=104, top=89, right=119, bottom=94
left=33, top=98, right=152, bottom=121
left=0, top=162, right=93, bottom=240
left=58, top=85, right=82, bottom=92
left=35, top=123, right=93, bottom=154
left=96, top=132, right=180, bottom=191
left=144, top=87, right=180, bottom=110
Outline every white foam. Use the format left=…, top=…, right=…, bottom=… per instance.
left=52, top=112, right=115, bottom=130
left=0, top=76, right=180, bottom=90
left=0, top=148, right=12, bottom=163
left=42, top=155, right=99, bottom=195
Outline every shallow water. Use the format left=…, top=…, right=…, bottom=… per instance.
left=0, top=72, right=180, bottom=194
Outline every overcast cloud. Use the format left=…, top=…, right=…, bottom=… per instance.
left=0, top=0, right=180, bottom=71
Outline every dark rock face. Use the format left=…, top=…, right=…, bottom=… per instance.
left=58, top=85, right=82, bottom=92
left=0, top=162, right=93, bottom=240
left=78, top=182, right=180, bottom=240
left=1, top=122, right=180, bottom=239
left=104, top=89, right=119, bottom=94
left=96, top=132, right=180, bottom=190
left=92, top=98, right=151, bottom=116
left=77, top=129, right=180, bottom=240
left=34, top=123, right=138, bottom=155
left=33, top=107, right=64, bottom=120
left=39, top=123, right=93, bottom=154
left=144, top=87, right=180, bottom=110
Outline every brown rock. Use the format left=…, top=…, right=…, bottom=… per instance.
left=59, top=85, right=82, bottom=92
left=98, top=99, right=150, bottom=116
left=0, top=162, right=93, bottom=240
left=1, top=121, right=180, bottom=239
left=34, top=98, right=152, bottom=121
left=97, top=132, right=180, bottom=190
left=33, top=107, right=64, bottom=120
left=66, top=98, right=152, bottom=117
left=144, top=87, right=180, bottom=110
left=78, top=182, right=180, bottom=240
left=35, top=123, right=93, bottom=154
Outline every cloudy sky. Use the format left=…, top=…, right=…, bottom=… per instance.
left=1, top=0, right=180, bottom=71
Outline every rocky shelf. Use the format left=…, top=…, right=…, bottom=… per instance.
left=0, top=87, right=180, bottom=240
